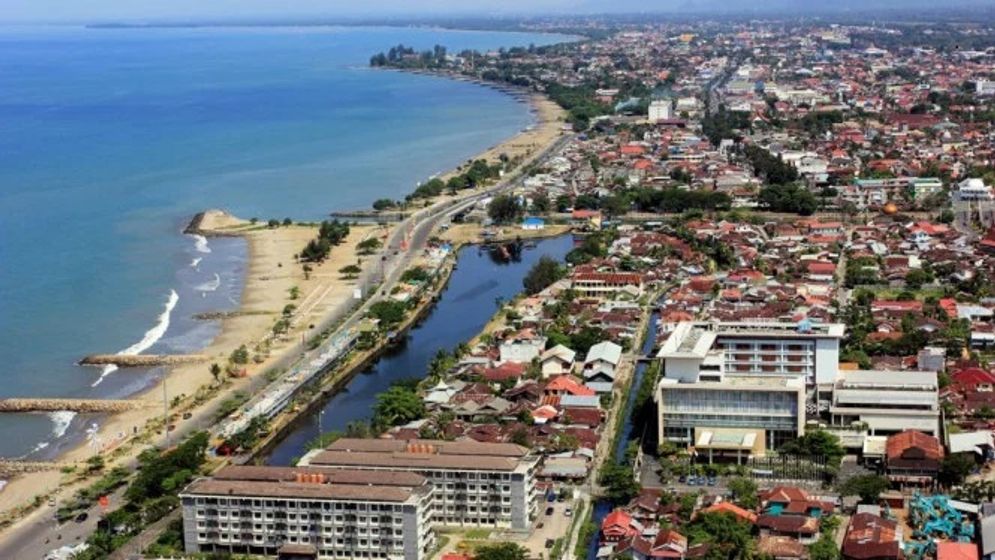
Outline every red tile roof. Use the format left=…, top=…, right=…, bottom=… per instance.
left=886, top=430, right=944, bottom=462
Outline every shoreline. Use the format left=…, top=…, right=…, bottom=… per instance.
left=0, top=84, right=566, bottom=533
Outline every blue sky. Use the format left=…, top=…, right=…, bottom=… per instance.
left=1, top=0, right=989, bottom=23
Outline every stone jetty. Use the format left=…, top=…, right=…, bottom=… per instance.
left=79, top=354, right=208, bottom=367
left=0, top=398, right=149, bottom=413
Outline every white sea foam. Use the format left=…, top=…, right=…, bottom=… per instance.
left=192, top=234, right=211, bottom=254
left=49, top=410, right=76, bottom=439
left=190, top=257, right=203, bottom=268
left=92, top=289, right=179, bottom=387
left=194, top=273, right=221, bottom=293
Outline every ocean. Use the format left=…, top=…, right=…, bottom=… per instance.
left=0, top=25, right=569, bottom=459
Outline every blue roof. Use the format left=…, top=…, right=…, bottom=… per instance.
left=523, top=217, right=545, bottom=225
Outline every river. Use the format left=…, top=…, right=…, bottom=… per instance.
left=264, top=234, right=575, bottom=465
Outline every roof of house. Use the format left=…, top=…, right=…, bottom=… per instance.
left=586, top=341, right=623, bottom=365
left=757, top=536, right=807, bottom=559
left=758, top=514, right=820, bottom=535
left=702, top=501, right=758, bottom=524
left=842, top=513, right=901, bottom=560
left=937, top=542, right=979, bottom=560
left=886, top=430, right=944, bottom=462
left=545, top=375, right=596, bottom=396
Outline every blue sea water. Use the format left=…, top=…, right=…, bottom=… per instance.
left=0, top=25, right=569, bottom=458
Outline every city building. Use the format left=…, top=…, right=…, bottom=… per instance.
left=570, top=272, right=644, bottom=299
left=829, top=370, right=940, bottom=436
left=300, top=439, right=540, bottom=530
left=956, top=178, right=993, bottom=201
left=657, top=320, right=844, bottom=386
left=179, top=466, right=434, bottom=560
left=648, top=99, right=673, bottom=123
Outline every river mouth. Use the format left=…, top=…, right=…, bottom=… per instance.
left=263, top=234, right=574, bottom=465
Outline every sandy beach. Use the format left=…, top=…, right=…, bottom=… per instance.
left=0, top=214, right=387, bottom=518
left=0, top=91, right=566, bottom=528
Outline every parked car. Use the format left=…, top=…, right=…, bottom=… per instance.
left=545, top=506, right=554, bottom=516
left=678, top=475, right=686, bottom=483
left=707, top=477, right=718, bottom=486
left=545, top=539, right=555, bottom=549
left=687, top=476, right=698, bottom=486
left=74, top=512, right=88, bottom=523
left=565, top=507, right=573, bottom=517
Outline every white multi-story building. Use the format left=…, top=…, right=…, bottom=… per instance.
left=180, top=467, right=434, bottom=560
left=956, top=178, right=993, bottom=201
left=648, top=99, right=673, bottom=122
left=300, top=439, right=540, bottom=531
left=829, top=370, right=940, bottom=436
left=655, top=322, right=808, bottom=455
left=660, top=321, right=845, bottom=386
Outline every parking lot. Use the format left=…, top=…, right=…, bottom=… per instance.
left=519, top=499, right=575, bottom=557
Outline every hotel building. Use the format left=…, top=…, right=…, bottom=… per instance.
left=179, top=466, right=434, bottom=560
left=300, top=439, right=541, bottom=531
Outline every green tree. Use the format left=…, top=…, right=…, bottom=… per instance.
left=780, top=430, right=845, bottom=465
left=839, top=474, right=890, bottom=504
left=523, top=256, right=565, bottom=295
left=488, top=194, right=524, bottom=224
left=357, top=237, right=382, bottom=255
left=809, top=534, right=841, bottom=560
left=368, top=300, right=408, bottom=330
left=531, top=193, right=551, bottom=213
left=339, top=264, right=362, bottom=279
left=373, top=385, right=426, bottom=427
left=727, top=477, right=759, bottom=509
left=940, top=453, right=976, bottom=486
left=474, top=543, right=529, bottom=560
left=685, top=511, right=754, bottom=559
left=598, top=462, right=640, bottom=504
left=230, top=344, right=249, bottom=365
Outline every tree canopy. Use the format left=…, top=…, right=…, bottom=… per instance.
left=523, top=256, right=565, bottom=295
left=488, top=194, right=524, bottom=224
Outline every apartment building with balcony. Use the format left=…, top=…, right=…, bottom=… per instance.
left=299, top=439, right=540, bottom=531
left=179, top=466, right=434, bottom=560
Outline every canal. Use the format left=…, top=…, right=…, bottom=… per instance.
left=583, top=306, right=660, bottom=560
left=265, top=234, right=574, bottom=465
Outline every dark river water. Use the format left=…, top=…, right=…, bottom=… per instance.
left=265, top=234, right=574, bottom=465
